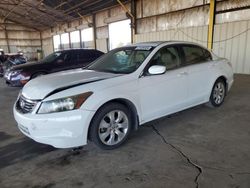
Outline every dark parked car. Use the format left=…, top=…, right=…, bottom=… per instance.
left=4, top=49, right=104, bottom=86
left=1, top=55, right=27, bottom=75
left=0, top=50, right=27, bottom=77
left=0, top=63, right=3, bottom=77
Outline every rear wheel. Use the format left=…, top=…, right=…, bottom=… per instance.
left=89, top=103, right=132, bottom=150
left=208, top=78, right=226, bottom=107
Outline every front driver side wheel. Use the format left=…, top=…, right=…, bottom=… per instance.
left=89, top=103, right=132, bottom=150
left=208, top=78, right=226, bottom=107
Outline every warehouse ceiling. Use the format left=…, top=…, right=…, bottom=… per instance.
left=0, top=0, right=129, bottom=30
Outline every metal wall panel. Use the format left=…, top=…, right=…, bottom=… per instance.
left=213, top=20, right=250, bottom=74
left=142, top=0, right=204, bottom=17
left=137, top=6, right=209, bottom=34
left=42, top=38, right=53, bottom=57
left=96, top=39, right=108, bottom=53
left=135, top=25, right=208, bottom=48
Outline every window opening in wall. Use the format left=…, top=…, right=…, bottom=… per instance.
left=53, top=35, right=60, bottom=51
left=108, top=19, right=131, bottom=50
left=81, top=28, right=94, bottom=48
left=70, top=30, right=80, bottom=48
left=61, top=33, right=70, bottom=50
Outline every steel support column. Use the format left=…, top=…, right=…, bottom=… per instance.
left=4, top=25, right=10, bottom=53
left=208, top=0, right=216, bottom=50
left=93, top=14, right=97, bottom=49
left=117, top=0, right=135, bottom=43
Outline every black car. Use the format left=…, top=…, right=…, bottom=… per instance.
left=1, top=55, right=27, bottom=76
left=4, top=49, right=104, bottom=86
left=0, top=51, right=27, bottom=77
left=0, top=63, right=3, bottom=77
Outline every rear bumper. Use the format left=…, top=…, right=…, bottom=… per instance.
left=14, top=105, right=96, bottom=148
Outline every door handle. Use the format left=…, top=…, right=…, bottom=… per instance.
left=178, top=71, right=188, bottom=76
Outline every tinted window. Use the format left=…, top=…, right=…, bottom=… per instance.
left=62, top=52, right=71, bottom=62
left=94, top=51, right=104, bottom=58
left=203, top=49, right=212, bottom=61
left=76, top=50, right=95, bottom=62
left=149, top=46, right=180, bottom=70
left=182, top=45, right=211, bottom=65
left=41, top=52, right=62, bottom=63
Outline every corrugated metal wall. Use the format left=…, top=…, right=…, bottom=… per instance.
left=213, top=20, right=250, bottom=74
left=0, top=24, right=41, bottom=60
left=134, top=20, right=250, bottom=74
left=39, top=0, right=250, bottom=75
left=134, top=26, right=208, bottom=48
left=96, top=39, right=108, bottom=53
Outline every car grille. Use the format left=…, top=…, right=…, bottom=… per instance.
left=16, top=95, right=38, bottom=114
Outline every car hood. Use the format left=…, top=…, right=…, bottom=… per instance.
left=22, top=69, right=120, bottom=100
left=11, top=61, right=43, bottom=70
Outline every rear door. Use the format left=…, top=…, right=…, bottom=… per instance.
left=180, top=45, right=214, bottom=105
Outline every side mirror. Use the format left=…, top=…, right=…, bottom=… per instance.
left=148, top=65, right=166, bottom=75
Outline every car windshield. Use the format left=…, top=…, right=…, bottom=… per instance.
left=87, top=46, right=153, bottom=74
left=41, top=52, right=62, bottom=63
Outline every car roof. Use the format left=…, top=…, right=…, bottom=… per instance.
left=127, top=41, right=206, bottom=48
left=56, top=48, right=101, bottom=53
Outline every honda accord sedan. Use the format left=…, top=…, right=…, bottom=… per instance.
left=5, top=48, right=104, bottom=86
left=13, top=41, right=234, bottom=149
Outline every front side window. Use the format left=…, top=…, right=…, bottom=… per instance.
left=61, top=52, right=71, bottom=63
left=148, top=46, right=180, bottom=71
left=182, top=45, right=211, bottom=65
left=41, top=52, right=62, bottom=63
left=87, top=47, right=153, bottom=74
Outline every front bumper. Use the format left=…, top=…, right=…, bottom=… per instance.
left=13, top=105, right=95, bottom=148
left=4, top=73, right=30, bottom=87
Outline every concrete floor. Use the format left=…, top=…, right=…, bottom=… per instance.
left=0, top=75, right=250, bottom=188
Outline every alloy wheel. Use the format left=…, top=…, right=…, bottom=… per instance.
left=98, top=110, right=129, bottom=146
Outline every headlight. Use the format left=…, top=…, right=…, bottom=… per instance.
left=10, top=70, right=22, bottom=75
left=37, top=92, right=93, bottom=114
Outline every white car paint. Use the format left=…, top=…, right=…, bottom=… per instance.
left=13, top=41, right=234, bottom=148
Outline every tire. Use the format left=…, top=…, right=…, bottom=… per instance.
left=89, top=102, right=132, bottom=150
left=208, top=78, right=226, bottom=107
left=31, top=72, right=46, bottom=79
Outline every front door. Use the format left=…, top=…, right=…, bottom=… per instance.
left=139, top=46, right=189, bottom=123
left=53, top=51, right=72, bottom=72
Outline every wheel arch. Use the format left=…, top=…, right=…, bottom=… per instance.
left=87, top=98, right=139, bottom=140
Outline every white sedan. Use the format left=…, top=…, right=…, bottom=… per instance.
left=13, top=41, right=234, bottom=149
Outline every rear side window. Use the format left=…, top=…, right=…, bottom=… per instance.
left=76, top=50, right=98, bottom=63
left=182, top=45, right=211, bottom=65
left=94, top=51, right=104, bottom=58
